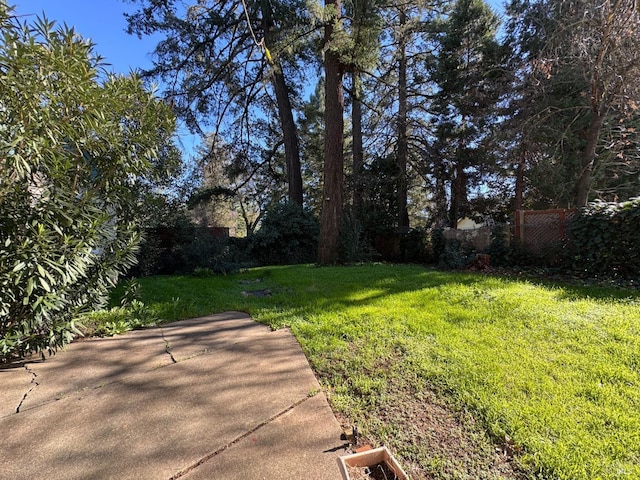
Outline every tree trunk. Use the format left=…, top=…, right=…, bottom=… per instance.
left=271, top=69, right=303, bottom=205
left=449, top=161, right=466, bottom=228
left=575, top=112, right=604, bottom=207
left=262, top=0, right=303, bottom=206
left=318, top=0, right=345, bottom=265
left=352, top=72, right=364, bottom=215
left=514, top=148, right=526, bottom=211
left=396, top=8, right=410, bottom=230
left=433, top=156, right=448, bottom=227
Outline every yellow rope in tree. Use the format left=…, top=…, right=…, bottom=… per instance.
left=240, top=0, right=273, bottom=64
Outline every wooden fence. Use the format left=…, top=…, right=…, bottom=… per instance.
left=513, top=209, right=577, bottom=254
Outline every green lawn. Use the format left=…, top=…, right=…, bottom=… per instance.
left=103, top=264, right=640, bottom=480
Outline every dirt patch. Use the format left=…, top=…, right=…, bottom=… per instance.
left=240, top=289, right=272, bottom=297
left=347, top=462, right=401, bottom=480
left=333, top=382, right=525, bottom=480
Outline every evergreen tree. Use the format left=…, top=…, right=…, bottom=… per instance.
left=316, top=0, right=382, bottom=263
left=126, top=0, right=306, bottom=205
left=428, top=0, right=507, bottom=226
left=318, top=0, right=346, bottom=264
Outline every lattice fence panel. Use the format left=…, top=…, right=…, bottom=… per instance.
left=514, top=209, right=577, bottom=255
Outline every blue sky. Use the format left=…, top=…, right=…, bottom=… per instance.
left=13, top=0, right=158, bottom=74
left=12, top=0, right=506, bottom=156
left=14, top=0, right=506, bottom=75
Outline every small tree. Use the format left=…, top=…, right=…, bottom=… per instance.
left=0, top=5, right=180, bottom=362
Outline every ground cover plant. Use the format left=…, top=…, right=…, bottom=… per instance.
left=99, top=264, right=639, bottom=480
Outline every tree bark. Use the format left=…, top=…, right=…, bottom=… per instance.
left=575, top=112, right=604, bottom=207
left=433, top=156, right=448, bottom=227
left=514, top=148, right=525, bottom=211
left=449, top=160, right=466, bottom=228
left=271, top=69, right=303, bottom=206
left=262, top=0, right=303, bottom=206
left=352, top=72, right=364, bottom=215
left=318, top=0, right=345, bottom=265
left=396, top=8, right=410, bottom=230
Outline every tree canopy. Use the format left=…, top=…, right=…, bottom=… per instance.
left=124, top=0, right=640, bottom=263
left=5, top=0, right=639, bottom=284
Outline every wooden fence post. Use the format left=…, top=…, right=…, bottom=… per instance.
left=514, top=210, right=525, bottom=242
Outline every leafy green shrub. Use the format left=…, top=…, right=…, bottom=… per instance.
left=132, top=208, right=248, bottom=276
left=135, top=233, right=166, bottom=277
left=339, top=209, right=373, bottom=263
left=78, top=300, right=155, bottom=337
left=173, top=225, right=227, bottom=272
left=488, top=225, right=510, bottom=266
left=508, top=240, right=545, bottom=266
left=401, top=228, right=431, bottom=263
left=119, top=278, right=142, bottom=308
left=0, top=8, right=179, bottom=362
left=489, top=226, right=568, bottom=268
left=438, top=239, right=474, bottom=269
left=431, top=228, right=446, bottom=262
left=568, top=198, right=640, bottom=277
left=192, top=267, right=216, bottom=278
left=77, top=279, right=155, bottom=336
left=430, top=228, right=474, bottom=269
left=250, top=202, right=319, bottom=265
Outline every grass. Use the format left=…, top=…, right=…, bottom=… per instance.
left=100, top=264, right=640, bottom=480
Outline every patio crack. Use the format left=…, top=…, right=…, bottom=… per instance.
left=16, top=364, right=39, bottom=414
left=168, top=395, right=312, bottom=480
left=160, top=329, right=177, bottom=364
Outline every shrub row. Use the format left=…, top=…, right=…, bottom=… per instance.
left=135, top=198, right=639, bottom=278
left=434, top=199, right=640, bottom=279
left=568, top=198, right=640, bottom=277
left=133, top=202, right=319, bottom=276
